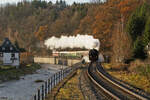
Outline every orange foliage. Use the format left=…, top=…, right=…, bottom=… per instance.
left=117, top=0, right=142, bottom=19
left=75, top=0, right=143, bottom=53
left=20, top=52, right=33, bottom=63
left=34, top=25, right=48, bottom=41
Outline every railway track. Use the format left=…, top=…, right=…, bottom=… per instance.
left=87, top=62, right=150, bottom=100
left=82, top=66, right=114, bottom=100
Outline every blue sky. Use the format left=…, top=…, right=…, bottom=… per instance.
left=0, top=0, right=91, bottom=5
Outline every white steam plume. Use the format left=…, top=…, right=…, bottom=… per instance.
left=44, top=35, right=100, bottom=50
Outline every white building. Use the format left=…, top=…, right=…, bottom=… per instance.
left=0, top=38, right=20, bottom=67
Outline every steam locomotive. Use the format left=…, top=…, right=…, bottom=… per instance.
left=89, top=49, right=99, bottom=62
left=81, top=48, right=104, bottom=64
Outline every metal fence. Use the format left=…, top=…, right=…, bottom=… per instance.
left=32, top=64, right=78, bottom=100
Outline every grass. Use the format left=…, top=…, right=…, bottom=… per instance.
left=135, top=65, right=150, bottom=78
left=55, top=69, right=84, bottom=100
left=103, top=63, right=150, bottom=93
left=0, top=63, right=41, bottom=82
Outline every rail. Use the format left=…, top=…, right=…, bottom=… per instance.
left=87, top=62, right=150, bottom=100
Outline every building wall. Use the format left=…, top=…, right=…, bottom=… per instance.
left=34, top=57, right=81, bottom=66
left=3, top=53, right=19, bottom=66
left=12, top=53, right=20, bottom=66
left=3, top=53, right=12, bottom=64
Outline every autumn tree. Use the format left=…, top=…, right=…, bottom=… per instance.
left=35, top=25, right=48, bottom=41
left=0, top=0, right=148, bottom=56
left=112, top=22, right=132, bottom=63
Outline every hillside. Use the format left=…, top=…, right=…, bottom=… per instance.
left=0, top=0, right=149, bottom=61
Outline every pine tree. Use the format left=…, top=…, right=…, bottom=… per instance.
left=133, top=37, right=147, bottom=59
left=126, top=14, right=145, bottom=41
left=143, top=17, right=150, bottom=46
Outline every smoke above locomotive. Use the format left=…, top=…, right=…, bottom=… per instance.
left=44, top=35, right=104, bottom=62
left=44, top=35, right=100, bottom=50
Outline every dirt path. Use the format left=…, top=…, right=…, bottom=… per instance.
left=55, top=69, right=84, bottom=100
left=54, top=65, right=99, bottom=100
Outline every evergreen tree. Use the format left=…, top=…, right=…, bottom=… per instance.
left=15, top=40, right=26, bottom=52
left=143, top=17, right=150, bottom=46
left=133, top=37, right=147, bottom=59
left=126, top=14, right=145, bottom=41
left=15, top=40, right=20, bottom=50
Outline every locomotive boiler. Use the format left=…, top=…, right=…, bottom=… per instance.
left=89, top=49, right=99, bottom=62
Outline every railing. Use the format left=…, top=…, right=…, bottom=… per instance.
left=32, top=63, right=79, bottom=100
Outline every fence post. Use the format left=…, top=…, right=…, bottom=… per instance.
left=38, top=89, right=40, bottom=100
left=55, top=73, right=57, bottom=86
left=62, top=70, right=63, bottom=80
left=51, top=77, right=53, bottom=91
left=59, top=70, right=62, bottom=81
left=34, top=94, right=36, bottom=100
left=57, top=72, right=59, bottom=83
left=56, top=73, right=58, bottom=84
left=58, top=72, right=60, bottom=83
left=48, top=79, right=50, bottom=93
left=57, top=72, right=59, bottom=84
left=59, top=71, right=61, bottom=82
left=56, top=72, right=59, bottom=84
left=54, top=74, right=56, bottom=86
left=60, top=70, right=62, bottom=81
left=63, top=69, right=64, bottom=79
left=42, top=85, right=44, bottom=100
left=64, top=69, right=66, bottom=77
left=45, top=81, right=47, bottom=97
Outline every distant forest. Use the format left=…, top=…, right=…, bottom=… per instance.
left=0, top=0, right=150, bottom=62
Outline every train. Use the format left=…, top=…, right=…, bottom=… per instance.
left=82, top=49, right=104, bottom=63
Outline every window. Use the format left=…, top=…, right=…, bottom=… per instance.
left=6, top=41, right=9, bottom=44
left=11, top=53, right=15, bottom=58
left=10, top=47, right=13, bottom=50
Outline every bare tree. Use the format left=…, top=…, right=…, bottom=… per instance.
left=111, top=22, right=132, bottom=63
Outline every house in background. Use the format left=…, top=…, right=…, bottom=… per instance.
left=0, top=38, right=20, bottom=67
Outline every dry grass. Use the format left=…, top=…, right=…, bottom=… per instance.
left=55, top=69, right=84, bottom=100
left=103, top=63, right=150, bottom=93
left=103, top=63, right=129, bottom=71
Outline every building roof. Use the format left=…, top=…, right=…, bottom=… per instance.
left=0, top=38, right=19, bottom=53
